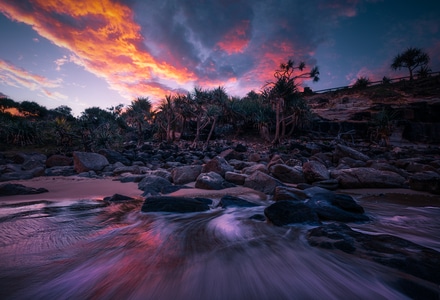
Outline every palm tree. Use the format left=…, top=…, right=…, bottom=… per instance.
left=391, top=47, right=430, bottom=81
left=123, top=97, right=152, bottom=146
left=155, top=94, right=178, bottom=142
left=262, top=59, right=319, bottom=144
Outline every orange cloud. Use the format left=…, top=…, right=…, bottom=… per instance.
left=0, top=0, right=196, bottom=103
left=0, top=59, right=63, bottom=93
left=217, top=20, right=250, bottom=54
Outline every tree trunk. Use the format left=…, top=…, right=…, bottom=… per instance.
left=272, top=99, right=281, bottom=145
left=206, top=117, right=216, bottom=144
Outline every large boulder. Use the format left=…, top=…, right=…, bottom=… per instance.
left=408, top=171, right=440, bottom=194
left=171, top=165, right=203, bottom=184
left=270, top=164, right=305, bottom=184
left=141, top=196, right=211, bottom=213
left=307, top=223, right=440, bottom=285
left=243, top=170, right=283, bottom=194
left=264, top=201, right=320, bottom=226
left=330, top=167, right=406, bottom=188
left=242, top=163, right=268, bottom=175
left=98, top=149, right=131, bottom=165
left=0, top=183, right=48, bottom=196
left=138, top=175, right=172, bottom=196
left=306, top=192, right=369, bottom=222
left=217, top=195, right=260, bottom=208
left=302, top=161, right=330, bottom=183
left=202, top=156, right=233, bottom=177
left=224, top=171, right=247, bottom=185
left=73, top=152, right=109, bottom=173
left=195, top=172, right=235, bottom=190
left=273, top=186, right=308, bottom=201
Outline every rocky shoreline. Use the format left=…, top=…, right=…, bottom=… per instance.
left=1, top=140, right=440, bottom=295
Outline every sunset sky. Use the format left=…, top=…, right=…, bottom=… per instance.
left=1, top=0, right=439, bottom=116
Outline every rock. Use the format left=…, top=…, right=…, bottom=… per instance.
left=103, top=193, right=136, bottom=202
left=112, top=165, right=141, bottom=176
left=171, top=165, right=203, bottom=184
left=45, top=166, right=76, bottom=176
left=141, top=196, right=211, bottom=213
left=270, top=164, right=305, bottom=184
left=330, top=167, right=406, bottom=188
left=408, top=171, right=440, bottom=194
left=46, top=154, right=73, bottom=167
left=234, top=143, right=247, bottom=152
left=195, top=172, right=235, bottom=190
left=225, top=171, right=247, bottom=185
left=264, top=201, right=320, bottom=226
left=98, top=149, right=131, bottom=165
left=228, top=159, right=255, bottom=170
left=73, top=151, right=109, bottom=173
left=242, top=163, right=268, bottom=175
left=201, top=156, right=233, bottom=177
left=267, top=154, right=285, bottom=170
left=312, top=179, right=339, bottom=190
left=337, top=157, right=367, bottom=169
left=243, top=170, right=283, bottom=194
left=0, top=171, right=34, bottom=182
left=306, top=192, right=369, bottom=222
left=302, top=161, right=330, bottom=183
left=138, top=175, right=172, bottom=196
left=217, top=195, right=260, bottom=208
left=248, top=153, right=261, bottom=162
left=334, top=144, right=370, bottom=162
left=0, top=183, right=48, bottom=196
left=307, top=223, right=440, bottom=285
left=273, top=186, right=308, bottom=201
left=118, top=174, right=146, bottom=183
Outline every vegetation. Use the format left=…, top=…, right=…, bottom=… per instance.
left=391, top=47, right=430, bottom=81
left=0, top=47, right=437, bottom=152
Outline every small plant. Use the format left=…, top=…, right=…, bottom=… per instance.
left=352, top=77, right=370, bottom=89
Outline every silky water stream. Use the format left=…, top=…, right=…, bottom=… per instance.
left=0, top=193, right=439, bottom=300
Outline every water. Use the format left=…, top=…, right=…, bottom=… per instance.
left=0, top=194, right=439, bottom=299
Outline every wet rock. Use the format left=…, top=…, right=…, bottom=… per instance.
left=171, top=165, right=203, bottom=184
left=138, top=175, right=172, bottom=196
left=112, top=165, right=141, bottom=176
left=141, top=196, right=211, bottom=213
left=312, top=179, right=339, bottom=190
left=73, top=151, right=109, bottom=173
left=273, top=186, right=308, bottom=201
left=408, top=171, right=440, bottom=194
left=243, top=170, right=283, bottom=194
left=195, top=172, right=235, bottom=190
left=306, top=193, right=369, bottom=222
left=46, top=154, right=73, bottom=167
left=307, top=223, right=440, bottom=285
left=302, top=161, right=330, bottom=183
left=269, top=164, right=305, bottom=184
left=330, top=167, right=406, bottom=188
left=264, top=200, right=320, bottom=226
left=103, top=193, right=137, bottom=202
left=0, top=183, right=48, bottom=196
left=217, top=195, right=260, bottom=208
left=201, top=156, right=233, bottom=177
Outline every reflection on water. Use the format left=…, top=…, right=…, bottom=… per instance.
left=0, top=196, right=439, bottom=299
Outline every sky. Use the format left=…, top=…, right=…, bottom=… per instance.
left=0, top=0, right=439, bottom=116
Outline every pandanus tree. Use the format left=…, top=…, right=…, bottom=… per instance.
left=155, top=94, right=178, bottom=142
left=391, top=47, right=430, bottom=81
left=262, top=59, right=319, bottom=145
left=123, top=97, right=152, bottom=146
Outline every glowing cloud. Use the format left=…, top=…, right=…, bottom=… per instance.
left=217, top=20, right=251, bottom=54
left=0, top=0, right=196, bottom=102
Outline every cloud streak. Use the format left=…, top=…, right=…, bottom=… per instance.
left=2, top=0, right=408, bottom=106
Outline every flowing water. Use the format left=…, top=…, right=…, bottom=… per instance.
left=0, top=193, right=439, bottom=300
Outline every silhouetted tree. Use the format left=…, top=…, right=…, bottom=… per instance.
left=391, top=47, right=430, bottom=81
left=262, top=59, right=319, bottom=144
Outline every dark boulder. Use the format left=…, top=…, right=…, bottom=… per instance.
left=408, top=171, right=440, bottom=194
left=46, top=154, right=73, bottom=168
left=141, top=196, right=211, bottom=213
left=264, top=200, right=320, bottom=226
left=103, top=193, right=137, bottom=202
left=217, top=195, right=260, bottom=208
left=306, top=192, right=369, bottom=222
left=138, top=175, right=172, bottom=196
left=195, top=172, right=235, bottom=190
left=0, top=183, right=48, bottom=196
left=307, top=223, right=440, bottom=285
left=73, top=151, right=109, bottom=173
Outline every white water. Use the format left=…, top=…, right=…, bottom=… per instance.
left=0, top=196, right=439, bottom=299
